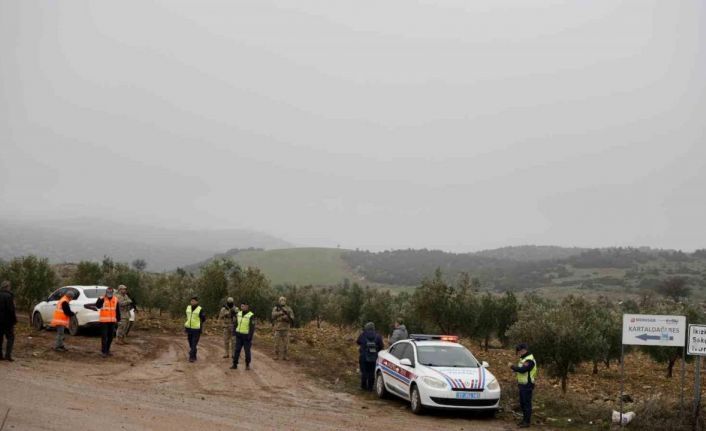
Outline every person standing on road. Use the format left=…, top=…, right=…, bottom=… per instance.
left=231, top=300, right=255, bottom=370
left=115, top=285, right=135, bottom=344
left=510, top=343, right=537, bottom=428
left=51, top=290, right=76, bottom=351
left=356, top=322, right=384, bottom=391
left=388, top=318, right=408, bottom=345
left=185, top=296, right=206, bottom=363
left=0, top=280, right=17, bottom=362
left=95, top=286, right=121, bottom=357
left=271, top=296, right=294, bottom=361
left=218, top=297, right=237, bottom=358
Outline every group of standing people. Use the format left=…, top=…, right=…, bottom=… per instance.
left=0, top=281, right=137, bottom=359
left=185, top=296, right=263, bottom=370
left=186, top=295, right=295, bottom=369
left=50, top=284, right=137, bottom=356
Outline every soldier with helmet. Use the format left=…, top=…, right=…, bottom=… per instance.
left=271, top=296, right=294, bottom=360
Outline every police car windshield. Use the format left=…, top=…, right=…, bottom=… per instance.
left=83, top=288, right=106, bottom=299
left=417, top=345, right=479, bottom=368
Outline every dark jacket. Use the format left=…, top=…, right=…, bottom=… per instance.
left=61, top=300, right=76, bottom=318
left=356, top=329, right=384, bottom=357
left=0, top=290, right=17, bottom=327
left=95, top=296, right=121, bottom=322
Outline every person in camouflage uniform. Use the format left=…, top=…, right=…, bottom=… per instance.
left=271, top=296, right=294, bottom=360
left=218, top=297, right=237, bottom=358
left=116, top=285, right=134, bottom=344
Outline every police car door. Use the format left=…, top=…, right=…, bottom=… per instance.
left=397, top=343, right=416, bottom=396
left=381, top=342, right=407, bottom=397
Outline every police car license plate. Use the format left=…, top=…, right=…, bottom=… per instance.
left=455, top=392, right=481, bottom=399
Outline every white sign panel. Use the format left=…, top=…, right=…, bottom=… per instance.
left=688, top=325, right=706, bottom=356
left=622, top=314, right=686, bottom=347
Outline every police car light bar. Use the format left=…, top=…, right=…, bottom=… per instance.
left=410, top=334, right=459, bottom=342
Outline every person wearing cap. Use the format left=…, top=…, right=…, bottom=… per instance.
left=218, top=297, right=237, bottom=358
left=94, top=286, right=121, bottom=357
left=51, top=289, right=76, bottom=351
left=356, top=322, right=384, bottom=391
left=115, top=285, right=135, bottom=344
left=0, top=280, right=17, bottom=362
left=271, top=296, right=294, bottom=360
left=231, top=301, right=255, bottom=370
left=510, top=343, right=537, bottom=428
left=185, top=296, right=206, bottom=362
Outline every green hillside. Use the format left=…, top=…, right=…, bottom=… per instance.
left=191, top=247, right=364, bottom=287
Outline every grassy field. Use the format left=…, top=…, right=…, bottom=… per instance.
left=231, top=247, right=362, bottom=287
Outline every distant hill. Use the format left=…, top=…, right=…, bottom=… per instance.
left=183, top=247, right=364, bottom=287
left=0, top=218, right=292, bottom=271
left=472, top=245, right=589, bottom=261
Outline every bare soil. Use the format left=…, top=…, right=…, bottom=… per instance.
left=0, top=325, right=511, bottom=431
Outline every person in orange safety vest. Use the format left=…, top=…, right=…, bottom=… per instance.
left=95, top=287, right=121, bottom=357
left=51, top=290, right=76, bottom=351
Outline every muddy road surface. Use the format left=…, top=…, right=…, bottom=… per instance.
left=0, top=328, right=511, bottom=430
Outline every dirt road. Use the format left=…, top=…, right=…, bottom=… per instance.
left=0, top=329, right=511, bottom=431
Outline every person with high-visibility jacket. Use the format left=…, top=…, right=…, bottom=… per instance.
left=50, top=290, right=76, bottom=352
left=94, top=286, right=121, bottom=358
left=230, top=300, right=255, bottom=370
left=184, top=296, right=206, bottom=363
left=510, top=343, right=538, bottom=428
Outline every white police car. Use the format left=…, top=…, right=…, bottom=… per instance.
left=375, top=335, right=501, bottom=416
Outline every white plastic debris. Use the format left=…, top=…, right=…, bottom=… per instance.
left=612, top=410, right=636, bottom=425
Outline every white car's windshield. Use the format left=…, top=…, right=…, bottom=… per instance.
left=417, top=345, right=479, bottom=368
left=83, top=288, right=107, bottom=299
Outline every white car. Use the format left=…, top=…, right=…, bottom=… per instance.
left=375, top=334, right=501, bottom=416
left=32, top=285, right=108, bottom=335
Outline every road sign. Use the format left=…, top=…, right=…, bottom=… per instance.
left=688, top=324, right=706, bottom=356
left=622, top=314, right=686, bottom=347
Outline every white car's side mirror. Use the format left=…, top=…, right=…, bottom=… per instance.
left=400, top=358, right=413, bottom=367
left=481, top=361, right=489, bottom=368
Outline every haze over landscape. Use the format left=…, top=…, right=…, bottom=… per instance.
left=1, top=1, right=705, bottom=254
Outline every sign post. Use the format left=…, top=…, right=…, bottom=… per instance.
left=621, top=314, right=687, bottom=426
left=688, top=324, right=706, bottom=430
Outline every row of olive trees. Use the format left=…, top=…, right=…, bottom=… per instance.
left=505, top=294, right=703, bottom=393
left=406, top=269, right=519, bottom=350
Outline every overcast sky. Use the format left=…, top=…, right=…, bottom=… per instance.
left=1, top=1, right=704, bottom=252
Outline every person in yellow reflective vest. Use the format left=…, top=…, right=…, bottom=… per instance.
left=184, top=296, right=206, bottom=363
left=230, top=300, right=255, bottom=370
left=510, top=343, right=537, bottom=428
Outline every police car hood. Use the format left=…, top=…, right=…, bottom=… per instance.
left=427, top=366, right=489, bottom=390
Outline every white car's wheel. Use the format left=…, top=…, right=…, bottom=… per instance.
left=32, top=312, right=44, bottom=331
left=375, top=371, right=388, bottom=399
left=68, top=316, right=79, bottom=336
left=410, top=385, right=424, bottom=415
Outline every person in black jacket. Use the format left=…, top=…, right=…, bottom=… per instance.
left=0, top=280, right=17, bottom=362
left=356, top=322, right=384, bottom=391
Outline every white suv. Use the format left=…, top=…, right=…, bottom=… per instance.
left=32, top=286, right=108, bottom=335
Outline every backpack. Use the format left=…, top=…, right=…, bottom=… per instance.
left=364, top=336, right=379, bottom=363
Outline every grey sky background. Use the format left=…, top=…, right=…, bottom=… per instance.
left=1, top=0, right=705, bottom=252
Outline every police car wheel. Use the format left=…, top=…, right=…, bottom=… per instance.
left=410, top=385, right=424, bottom=415
left=375, top=372, right=388, bottom=399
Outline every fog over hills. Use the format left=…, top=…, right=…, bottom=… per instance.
left=0, top=218, right=292, bottom=271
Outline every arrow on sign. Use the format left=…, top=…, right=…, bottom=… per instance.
left=636, top=333, right=666, bottom=341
